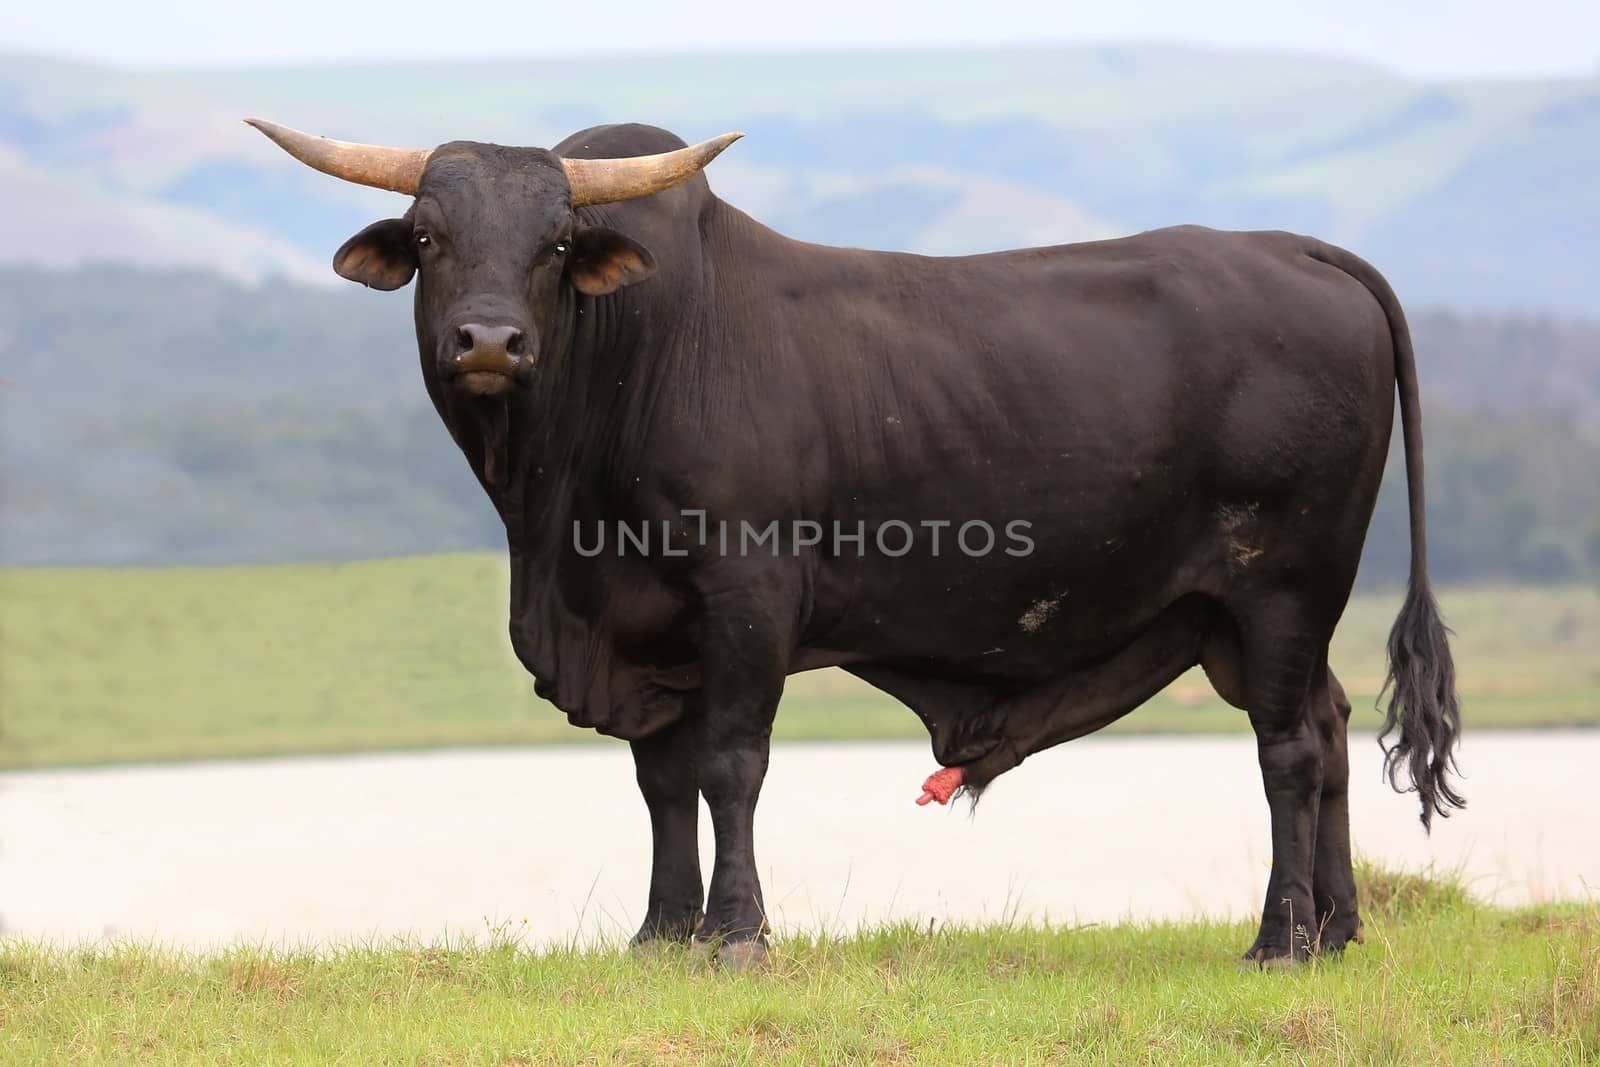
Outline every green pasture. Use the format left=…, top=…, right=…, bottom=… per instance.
left=0, top=555, right=1594, bottom=769
left=2, top=866, right=1595, bottom=1065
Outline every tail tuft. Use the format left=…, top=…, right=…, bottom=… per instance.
left=1378, top=577, right=1465, bottom=830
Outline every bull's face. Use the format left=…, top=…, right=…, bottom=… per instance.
left=333, top=145, right=661, bottom=398
left=247, top=121, right=739, bottom=399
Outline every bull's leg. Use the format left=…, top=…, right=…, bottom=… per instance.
left=692, top=579, right=791, bottom=969
left=1311, top=665, right=1363, bottom=951
left=1239, top=601, right=1326, bottom=966
left=629, top=717, right=704, bottom=945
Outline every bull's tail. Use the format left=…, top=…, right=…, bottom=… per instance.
left=1308, top=242, right=1464, bottom=831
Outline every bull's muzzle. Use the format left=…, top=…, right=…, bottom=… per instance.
left=451, top=323, right=527, bottom=395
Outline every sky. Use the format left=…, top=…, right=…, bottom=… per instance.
left=4, top=0, right=1598, bottom=80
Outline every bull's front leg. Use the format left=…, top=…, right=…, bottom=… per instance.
left=629, top=716, right=704, bottom=945
left=692, top=574, right=793, bottom=970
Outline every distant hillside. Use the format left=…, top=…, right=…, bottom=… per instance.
left=1, top=265, right=1596, bottom=579
left=1, top=47, right=1597, bottom=312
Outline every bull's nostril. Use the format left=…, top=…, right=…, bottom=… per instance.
left=452, top=323, right=525, bottom=375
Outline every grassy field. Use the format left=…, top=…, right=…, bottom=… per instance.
left=1, top=555, right=1595, bottom=770
left=2, top=867, right=1595, bottom=1064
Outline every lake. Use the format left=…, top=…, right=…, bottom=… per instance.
left=3, top=732, right=1593, bottom=947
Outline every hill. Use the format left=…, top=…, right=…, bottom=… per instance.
left=2, top=47, right=1598, bottom=313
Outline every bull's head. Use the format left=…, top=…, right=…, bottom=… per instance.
left=247, top=119, right=740, bottom=398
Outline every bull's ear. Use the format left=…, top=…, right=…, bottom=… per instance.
left=333, top=218, right=416, bottom=290
left=567, top=226, right=656, bottom=296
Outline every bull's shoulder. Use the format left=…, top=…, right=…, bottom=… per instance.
left=551, top=123, right=687, bottom=159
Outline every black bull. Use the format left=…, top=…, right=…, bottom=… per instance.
left=256, top=120, right=1462, bottom=967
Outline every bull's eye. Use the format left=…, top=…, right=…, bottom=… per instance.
left=414, top=230, right=432, bottom=248
left=553, top=241, right=569, bottom=256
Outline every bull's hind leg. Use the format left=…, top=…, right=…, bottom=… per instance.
left=629, top=717, right=705, bottom=945
left=1237, top=596, right=1328, bottom=966
left=1311, top=665, right=1363, bottom=951
left=1199, top=610, right=1358, bottom=953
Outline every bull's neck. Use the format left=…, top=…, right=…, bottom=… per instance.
left=439, top=196, right=838, bottom=548
left=456, top=270, right=685, bottom=551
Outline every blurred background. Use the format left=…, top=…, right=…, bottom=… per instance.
left=1, top=0, right=1597, bottom=769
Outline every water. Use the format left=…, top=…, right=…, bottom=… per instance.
left=2, top=732, right=1593, bottom=948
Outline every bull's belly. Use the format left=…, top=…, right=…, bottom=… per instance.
left=833, top=591, right=1226, bottom=782
left=801, top=531, right=1211, bottom=680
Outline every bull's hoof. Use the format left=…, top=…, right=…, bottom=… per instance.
left=717, top=939, right=769, bottom=972
left=689, top=937, right=768, bottom=972
left=1314, top=915, right=1365, bottom=954
left=630, top=938, right=687, bottom=961
left=630, top=912, right=703, bottom=948
left=1239, top=945, right=1308, bottom=971
left=1259, top=954, right=1304, bottom=972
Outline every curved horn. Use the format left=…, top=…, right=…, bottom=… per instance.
left=562, top=132, right=743, bottom=207
left=245, top=118, right=431, bottom=195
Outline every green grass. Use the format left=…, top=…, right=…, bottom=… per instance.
left=2, top=867, right=1595, bottom=1065
left=1, top=555, right=1596, bottom=770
